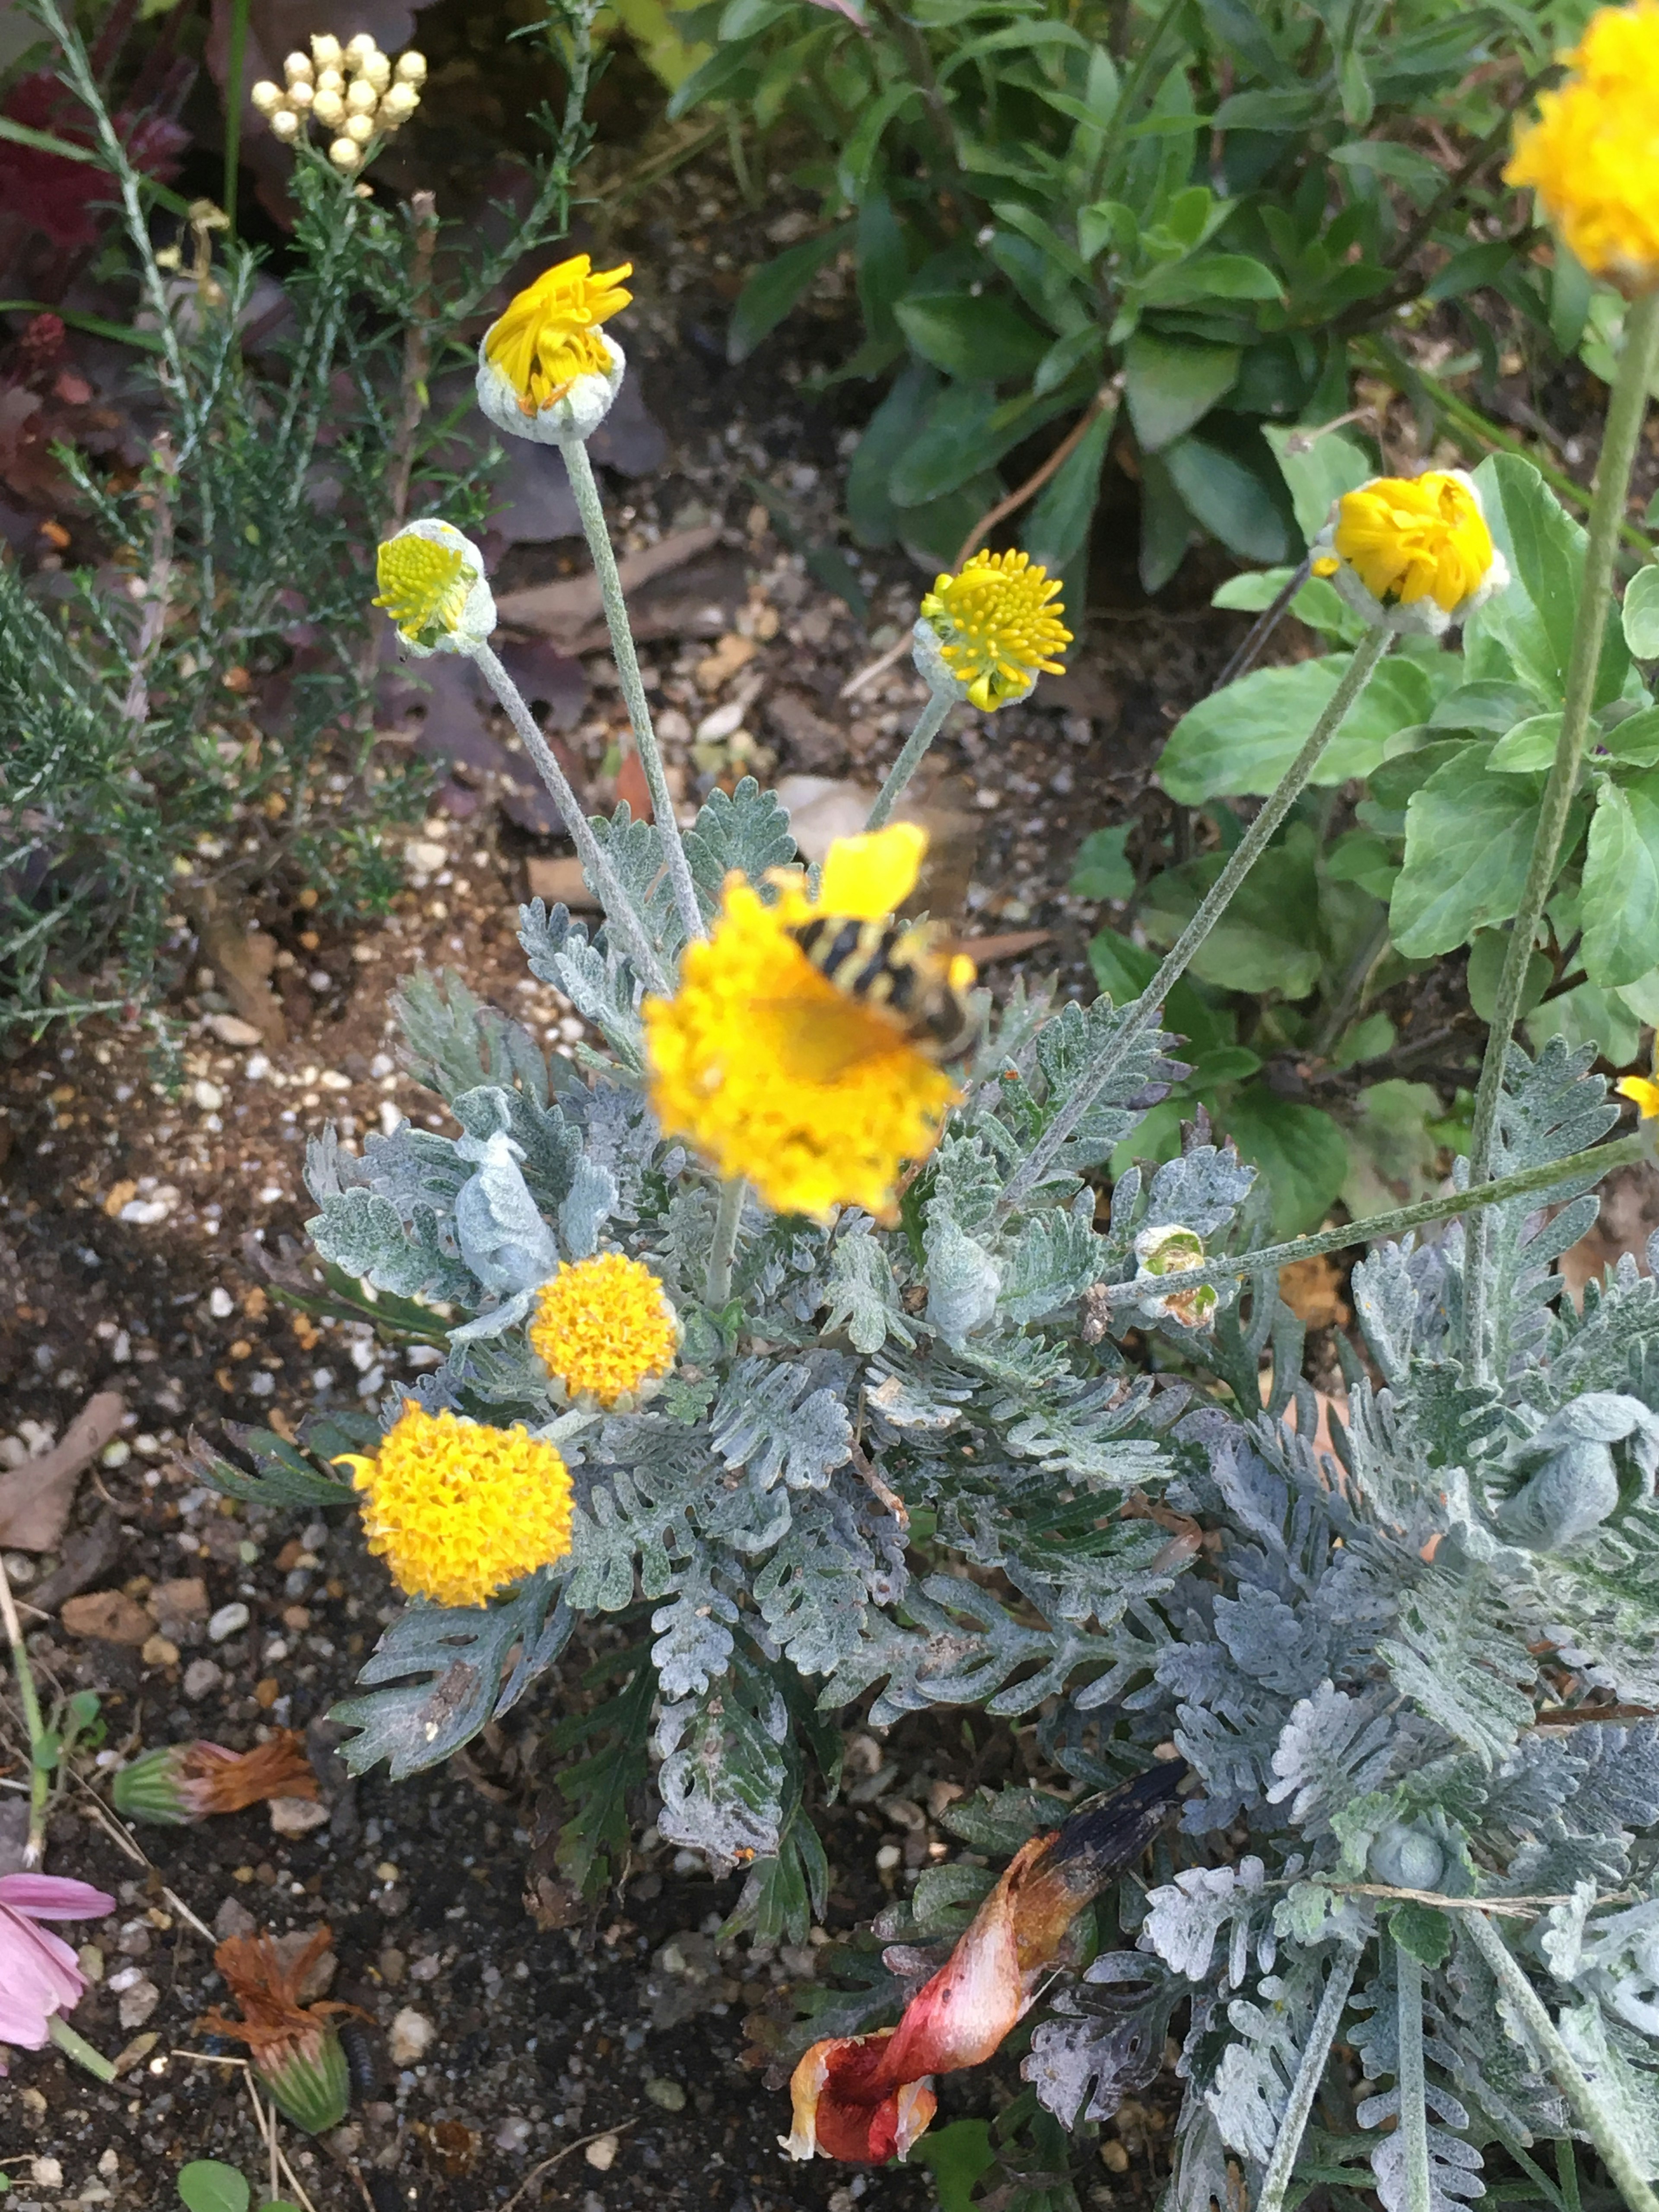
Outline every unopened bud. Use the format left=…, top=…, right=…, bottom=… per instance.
left=329, top=136, right=363, bottom=169
left=270, top=107, right=302, bottom=140
left=346, top=77, right=378, bottom=113
left=310, top=32, right=343, bottom=66
left=311, top=89, right=345, bottom=126
left=251, top=79, right=282, bottom=114
left=360, top=50, right=391, bottom=88
left=344, top=111, right=375, bottom=144
left=395, top=49, right=426, bottom=82
left=381, top=80, right=418, bottom=120
left=255, top=2026, right=352, bottom=2135
left=283, top=51, right=313, bottom=80
left=315, top=64, right=344, bottom=93
left=346, top=32, right=379, bottom=61
left=286, top=77, right=314, bottom=109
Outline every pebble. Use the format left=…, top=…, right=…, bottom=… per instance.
left=31, top=2158, right=64, bottom=2188
left=389, top=2007, right=435, bottom=2064
left=208, top=1601, right=250, bottom=1642
left=1100, top=2140, right=1130, bottom=2174
left=140, top=1634, right=179, bottom=1668
left=116, top=1977, right=160, bottom=2029
left=269, top=1795, right=330, bottom=1837
left=404, top=839, right=447, bottom=873
left=208, top=1287, right=235, bottom=1319
left=584, top=2134, right=620, bottom=2172
left=875, top=1843, right=902, bottom=1871
left=644, top=2076, right=686, bottom=2113
left=183, top=1658, right=222, bottom=1700
left=215, top=1897, right=257, bottom=1941
left=192, top=1079, right=225, bottom=1112
left=378, top=1946, right=407, bottom=1987
left=205, top=1014, right=265, bottom=1046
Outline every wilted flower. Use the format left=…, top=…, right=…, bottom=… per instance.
left=1505, top=0, right=1659, bottom=294
left=373, top=520, right=496, bottom=657
left=200, top=1926, right=361, bottom=2133
left=915, top=550, right=1071, bottom=712
left=1133, top=1223, right=1217, bottom=1328
left=476, top=254, right=633, bottom=446
left=334, top=1401, right=574, bottom=1608
left=112, top=1729, right=319, bottom=1825
left=1309, top=470, right=1506, bottom=636
left=782, top=1765, right=1184, bottom=2161
left=0, top=1874, right=115, bottom=2072
left=529, top=1252, right=680, bottom=1410
left=642, top=824, right=969, bottom=1224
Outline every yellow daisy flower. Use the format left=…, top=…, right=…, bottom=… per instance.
left=529, top=1252, right=680, bottom=1410
left=641, top=823, right=969, bottom=1225
left=1505, top=0, right=1659, bottom=294
left=334, top=1402, right=573, bottom=1609
left=477, top=254, right=633, bottom=443
left=1309, top=471, right=1506, bottom=636
left=916, top=550, right=1071, bottom=712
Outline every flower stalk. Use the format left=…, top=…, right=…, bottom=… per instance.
left=0, top=1550, right=48, bottom=1867
left=1462, top=287, right=1659, bottom=1379
left=1396, top=1944, right=1433, bottom=2212
left=998, top=624, right=1392, bottom=1217
left=1255, top=1939, right=1366, bottom=2212
left=865, top=690, right=954, bottom=832
left=704, top=1177, right=747, bottom=1308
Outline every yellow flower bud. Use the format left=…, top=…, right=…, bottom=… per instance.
left=315, top=64, right=344, bottom=93
left=310, top=32, right=342, bottom=66
left=311, top=88, right=344, bottom=126
left=270, top=108, right=302, bottom=141
left=283, top=50, right=313, bottom=80
left=328, top=135, right=362, bottom=169
left=381, top=81, right=418, bottom=121
left=251, top=79, right=282, bottom=114
left=345, top=77, right=378, bottom=113
left=360, top=51, right=391, bottom=89
left=395, top=49, right=427, bottom=82
left=345, top=32, right=378, bottom=61
left=344, top=111, right=375, bottom=143
left=286, top=77, right=314, bottom=109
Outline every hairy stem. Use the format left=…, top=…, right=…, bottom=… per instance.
left=470, top=643, right=671, bottom=995
left=1462, top=289, right=1659, bottom=1379
left=998, top=626, right=1392, bottom=1216
left=704, top=1177, right=747, bottom=1307
left=562, top=439, right=704, bottom=947
left=1396, top=1945, right=1433, bottom=2212
left=384, top=191, right=440, bottom=535
left=866, top=687, right=955, bottom=831
left=1461, top=1910, right=1659, bottom=2212
left=0, top=1550, right=48, bottom=1866
left=1257, top=1939, right=1365, bottom=2212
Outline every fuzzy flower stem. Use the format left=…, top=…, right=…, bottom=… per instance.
left=560, top=437, right=704, bottom=947
left=1395, top=1945, right=1433, bottom=2212
left=704, top=1176, right=747, bottom=1307
left=1255, top=1939, right=1365, bottom=2212
left=48, top=2012, right=117, bottom=2082
left=469, top=641, right=672, bottom=995
left=1463, top=288, right=1659, bottom=1381
left=1461, top=1908, right=1659, bottom=2212
left=0, top=1550, right=48, bottom=1867
left=997, top=626, right=1392, bottom=1217
left=866, top=690, right=955, bottom=831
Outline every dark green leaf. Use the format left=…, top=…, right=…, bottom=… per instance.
left=856, top=192, right=909, bottom=346
left=910, top=2120, right=999, bottom=2212
left=1580, top=775, right=1659, bottom=988
left=1390, top=742, right=1547, bottom=957
left=1423, top=240, right=1514, bottom=302
left=889, top=383, right=1001, bottom=508
left=1024, top=403, right=1115, bottom=570
left=1390, top=1901, right=1452, bottom=1970
left=1123, top=331, right=1240, bottom=453
left=1069, top=825, right=1135, bottom=901
left=1466, top=929, right=1550, bottom=1022
left=1162, top=432, right=1294, bottom=565
left=1328, top=139, right=1444, bottom=208
left=727, top=225, right=855, bottom=364
left=1262, top=423, right=1373, bottom=546
left=894, top=292, right=1049, bottom=382
left=1138, top=450, right=1192, bottom=591
left=846, top=362, right=936, bottom=547
left=1138, top=252, right=1283, bottom=308
left=1223, top=1091, right=1348, bottom=1236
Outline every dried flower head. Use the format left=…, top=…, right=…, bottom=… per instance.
left=1505, top=0, right=1659, bottom=294
left=1309, top=470, right=1506, bottom=636
left=476, top=254, right=633, bottom=446
left=915, top=549, right=1071, bottom=712
left=201, top=1926, right=360, bottom=2133
left=334, top=1401, right=575, bottom=1608
left=529, top=1253, right=680, bottom=1410
left=373, top=519, right=496, bottom=657
left=112, top=1730, right=319, bottom=1825
left=642, top=824, right=967, bottom=1224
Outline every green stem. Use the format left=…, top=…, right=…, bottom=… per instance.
left=223, top=0, right=250, bottom=233
left=1396, top=1945, right=1433, bottom=2212
left=704, top=1178, right=747, bottom=1307
left=998, top=625, right=1392, bottom=1217
left=1461, top=1909, right=1659, bottom=2212
left=1462, top=289, right=1659, bottom=1380
left=866, top=687, right=956, bottom=831
left=47, top=2013, right=116, bottom=2083
left=1112, top=1129, right=1644, bottom=1303
left=1256, top=1939, right=1365, bottom=2212
left=1558, top=2139, right=1583, bottom=2212
left=469, top=642, right=673, bottom=996
left=0, top=1550, right=48, bottom=1867
left=561, top=439, right=704, bottom=947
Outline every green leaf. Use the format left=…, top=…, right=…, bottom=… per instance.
left=1486, top=712, right=1561, bottom=773
left=1466, top=929, right=1550, bottom=1023
left=1390, top=1901, right=1452, bottom=1970
left=1262, top=423, right=1373, bottom=547
left=889, top=383, right=1000, bottom=508
left=1024, top=403, right=1115, bottom=570
left=1123, top=331, right=1239, bottom=453
left=1340, top=1079, right=1441, bottom=1218
left=727, top=225, right=854, bottom=364
left=1142, top=844, right=1320, bottom=998
left=1212, top=566, right=1364, bottom=643
left=846, top=361, right=935, bottom=547
left=1033, top=322, right=1104, bottom=396
left=1326, top=829, right=1400, bottom=899
left=1138, top=252, right=1284, bottom=307
left=1424, top=239, right=1515, bottom=302
left=1328, top=138, right=1445, bottom=208
left=1162, top=433, right=1294, bottom=565
left=1623, top=564, right=1659, bottom=658
left=1159, top=654, right=1429, bottom=803
left=1224, top=1090, right=1349, bottom=1236
left=1580, top=774, right=1659, bottom=988
left=1138, top=450, right=1192, bottom=592
left=894, top=292, right=1049, bottom=382
left=1526, top=976, right=1641, bottom=1065
left=1069, top=824, right=1135, bottom=901
left=909, top=2118, right=998, bottom=2209
left=178, top=2166, right=251, bottom=2212
left=1474, top=453, right=1628, bottom=709
left=1603, top=703, right=1659, bottom=767
left=1390, top=743, right=1546, bottom=957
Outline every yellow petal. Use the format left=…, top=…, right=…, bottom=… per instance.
left=1617, top=1074, right=1659, bottom=1119
left=817, top=823, right=927, bottom=919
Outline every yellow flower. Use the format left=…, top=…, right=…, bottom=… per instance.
left=477, top=255, right=633, bottom=441
left=641, top=824, right=967, bottom=1225
left=373, top=519, right=495, bottom=657
left=917, top=550, right=1071, bottom=712
left=334, top=1402, right=573, bottom=1608
left=529, top=1253, right=680, bottom=1409
left=1310, top=471, right=1506, bottom=636
left=1505, top=0, right=1659, bottom=293
left=1618, top=1071, right=1659, bottom=1118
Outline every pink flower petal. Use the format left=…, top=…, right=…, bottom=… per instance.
left=0, top=1875, right=116, bottom=1920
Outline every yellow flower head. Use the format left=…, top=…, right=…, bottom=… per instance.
left=641, top=823, right=969, bottom=1225
left=1309, top=470, right=1506, bottom=636
left=917, top=550, right=1071, bottom=712
left=1505, top=0, right=1659, bottom=293
left=334, top=1402, right=573, bottom=1608
left=373, top=519, right=495, bottom=657
left=1618, top=1071, right=1659, bottom=1119
left=483, top=254, right=633, bottom=416
left=529, top=1252, right=680, bottom=1410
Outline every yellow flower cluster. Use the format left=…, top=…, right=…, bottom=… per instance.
left=529, top=1253, right=679, bottom=1409
left=252, top=32, right=425, bottom=173
left=335, top=1402, right=573, bottom=1609
left=1505, top=0, right=1659, bottom=293
left=918, top=550, right=1071, bottom=712
left=642, top=826, right=963, bottom=1224
left=1321, top=472, right=1497, bottom=616
left=483, top=256, right=634, bottom=416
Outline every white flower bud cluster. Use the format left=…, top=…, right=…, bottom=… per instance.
left=251, top=32, right=426, bottom=171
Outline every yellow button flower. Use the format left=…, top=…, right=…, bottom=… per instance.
left=915, top=550, right=1071, bottom=711
left=641, top=824, right=969, bottom=1225
left=335, top=1402, right=573, bottom=1608
left=1312, top=470, right=1507, bottom=636
left=373, top=519, right=495, bottom=657
left=529, top=1252, right=680, bottom=1410
left=1618, top=1070, right=1659, bottom=1119
left=476, top=254, right=633, bottom=445
left=1505, top=0, right=1659, bottom=294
